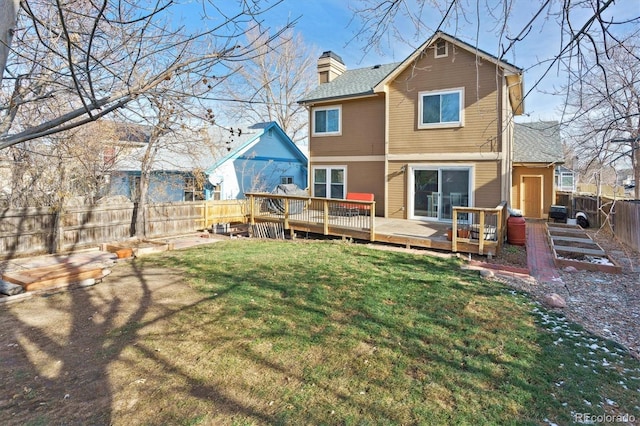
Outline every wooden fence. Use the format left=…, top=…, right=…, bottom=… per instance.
left=0, top=201, right=207, bottom=259
left=611, top=200, right=640, bottom=252
left=555, top=194, right=640, bottom=252
left=555, top=193, right=613, bottom=228
left=203, top=200, right=248, bottom=228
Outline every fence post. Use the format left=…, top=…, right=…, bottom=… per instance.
left=204, top=200, right=209, bottom=230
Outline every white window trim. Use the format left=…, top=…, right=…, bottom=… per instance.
left=312, top=105, right=342, bottom=137
left=434, top=40, right=448, bottom=58
left=417, top=88, right=465, bottom=129
left=557, top=172, right=575, bottom=192
left=312, top=165, right=347, bottom=198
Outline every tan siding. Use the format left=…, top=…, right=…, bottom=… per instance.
left=387, top=162, right=407, bottom=218
left=309, top=96, right=385, bottom=157
left=474, top=161, right=502, bottom=208
left=388, top=44, right=504, bottom=155
left=310, top=160, right=385, bottom=216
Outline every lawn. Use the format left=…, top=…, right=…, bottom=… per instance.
left=124, top=239, right=639, bottom=425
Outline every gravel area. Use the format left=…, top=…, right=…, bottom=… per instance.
left=492, top=226, right=640, bottom=359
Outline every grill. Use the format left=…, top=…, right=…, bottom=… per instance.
left=549, top=205, right=567, bottom=223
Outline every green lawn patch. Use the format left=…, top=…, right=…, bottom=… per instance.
left=140, top=239, right=639, bottom=425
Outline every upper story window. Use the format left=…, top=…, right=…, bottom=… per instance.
left=418, top=88, right=464, bottom=129
left=312, top=105, right=341, bottom=136
left=435, top=40, right=448, bottom=58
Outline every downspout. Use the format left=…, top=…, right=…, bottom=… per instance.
left=503, top=74, right=523, bottom=206
left=303, top=104, right=311, bottom=196
left=501, top=72, right=512, bottom=206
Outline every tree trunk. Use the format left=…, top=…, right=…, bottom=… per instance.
left=0, top=0, right=20, bottom=84
left=134, top=172, right=150, bottom=239
left=634, top=140, right=639, bottom=200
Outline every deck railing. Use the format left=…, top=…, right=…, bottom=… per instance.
left=451, top=201, right=507, bottom=255
left=245, top=192, right=376, bottom=241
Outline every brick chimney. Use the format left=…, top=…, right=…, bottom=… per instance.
left=317, top=51, right=346, bottom=84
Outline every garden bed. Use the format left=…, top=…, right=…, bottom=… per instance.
left=546, top=223, right=621, bottom=273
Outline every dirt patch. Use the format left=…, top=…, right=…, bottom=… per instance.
left=0, top=260, right=207, bottom=425
left=472, top=243, right=528, bottom=269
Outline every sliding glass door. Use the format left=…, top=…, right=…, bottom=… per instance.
left=411, top=167, right=470, bottom=221
left=413, top=170, right=439, bottom=219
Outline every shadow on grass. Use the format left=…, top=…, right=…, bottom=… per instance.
left=0, top=257, right=281, bottom=425
left=3, top=239, right=638, bottom=424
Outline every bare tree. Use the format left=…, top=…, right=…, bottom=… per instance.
left=111, top=60, right=229, bottom=238
left=0, top=120, right=117, bottom=208
left=349, top=0, right=639, bottom=199
left=222, top=24, right=317, bottom=144
left=0, top=0, right=19, bottom=83
left=0, top=0, right=291, bottom=149
left=563, top=37, right=640, bottom=199
left=349, top=1, right=639, bottom=120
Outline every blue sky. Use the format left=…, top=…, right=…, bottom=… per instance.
left=180, top=0, right=637, bottom=123
left=267, top=0, right=638, bottom=123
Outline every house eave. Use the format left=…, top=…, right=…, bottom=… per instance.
left=514, top=160, right=564, bottom=168
left=298, top=92, right=379, bottom=106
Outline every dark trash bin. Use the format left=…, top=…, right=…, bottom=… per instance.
left=549, top=205, right=567, bottom=223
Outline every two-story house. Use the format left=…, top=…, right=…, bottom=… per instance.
left=299, top=31, right=524, bottom=222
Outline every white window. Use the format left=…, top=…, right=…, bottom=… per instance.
left=418, top=88, right=464, bottom=128
left=312, top=105, right=341, bottom=136
left=313, top=166, right=345, bottom=199
left=435, top=40, right=448, bottom=58
left=556, top=172, right=575, bottom=192
left=281, top=176, right=293, bottom=185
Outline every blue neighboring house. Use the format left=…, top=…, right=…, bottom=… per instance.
left=107, top=121, right=307, bottom=202
left=206, top=122, right=308, bottom=200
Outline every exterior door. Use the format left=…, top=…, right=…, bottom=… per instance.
left=411, top=167, right=470, bottom=221
left=521, top=175, right=543, bottom=218
left=440, top=169, right=469, bottom=220
left=413, top=170, right=439, bottom=219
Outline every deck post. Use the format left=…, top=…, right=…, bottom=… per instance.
left=497, top=203, right=505, bottom=254
left=452, top=208, right=458, bottom=252
left=478, top=211, right=485, bottom=255
left=323, top=200, right=329, bottom=235
left=249, top=194, right=255, bottom=225
left=284, top=198, right=290, bottom=230
left=369, top=201, right=376, bottom=241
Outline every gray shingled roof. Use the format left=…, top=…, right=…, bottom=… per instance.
left=514, top=121, right=564, bottom=163
left=299, top=62, right=399, bottom=104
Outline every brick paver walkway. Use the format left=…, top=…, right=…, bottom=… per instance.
left=526, top=220, right=562, bottom=283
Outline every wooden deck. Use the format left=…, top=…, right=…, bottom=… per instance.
left=246, top=193, right=507, bottom=256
